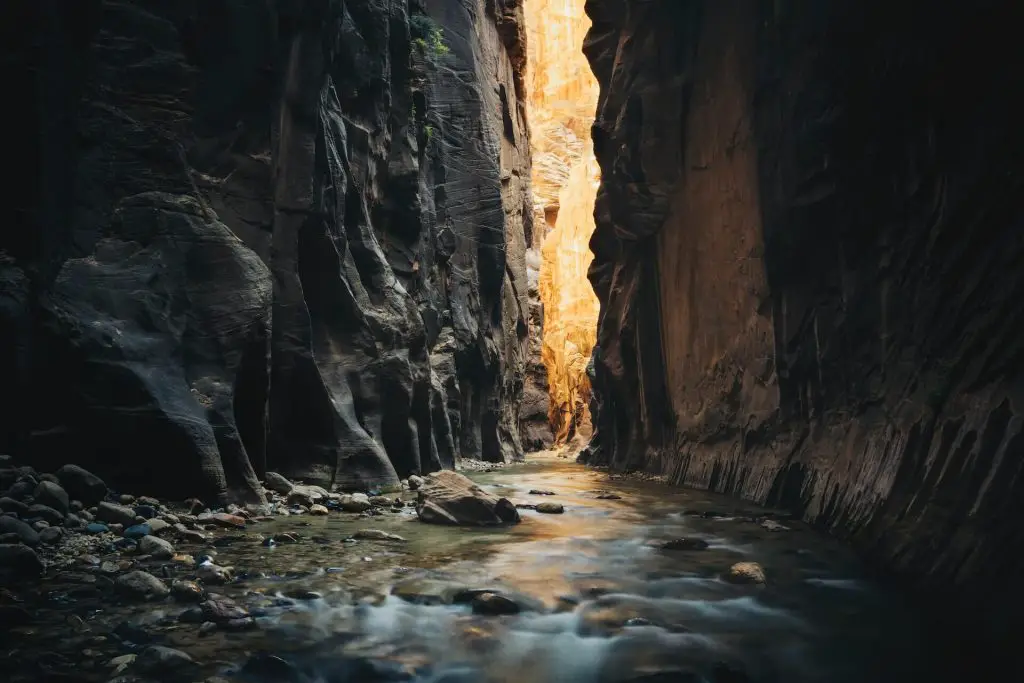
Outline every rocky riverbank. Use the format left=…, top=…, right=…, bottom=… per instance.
left=1, top=453, right=952, bottom=683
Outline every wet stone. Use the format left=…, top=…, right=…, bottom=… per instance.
left=124, top=523, right=152, bottom=539
left=470, top=592, right=521, bottom=615
left=724, top=562, right=766, bottom=585
left=85, top=522, right=109, bottom=534
left=115, top=570, right=170, bottom=601
left=134, top=504, right=157, bottom=519
left=309, top=504, right=329, bottom=515
left=200, top=596, right=249, bottom=623
left=529, top=489, right=556, bottom=495
left=353, top=529, right=406, bottom=542
left=139, top=534, right=175, bottom=559
left=660, top=537, right=709, bottom=551
left=535, top=502, right=565, bottom=514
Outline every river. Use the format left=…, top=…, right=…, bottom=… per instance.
left=2, top=452, right=946, bottom=683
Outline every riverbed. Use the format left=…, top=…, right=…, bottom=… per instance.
left=2, top=453, right=944, bottom=682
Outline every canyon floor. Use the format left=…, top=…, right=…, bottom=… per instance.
left=1, top=453, right=952, bottom=683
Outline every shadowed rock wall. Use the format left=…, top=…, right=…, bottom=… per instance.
left=3, top=0, right=531, bottom=503
left=582, top=0, right=1024, bottom=658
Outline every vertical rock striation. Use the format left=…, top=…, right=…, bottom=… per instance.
left=583, top=0, right=1024, bottom=655
left=5, top=0, right=531, bottom=503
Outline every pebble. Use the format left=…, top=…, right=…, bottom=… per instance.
left=85, top=522, right=108, bottom=535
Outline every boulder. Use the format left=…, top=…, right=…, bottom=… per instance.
left=55, top=464, right=108, bottom=505
left=415, top=471, right=520, bottom=526
left=97, top=502, right=139, bottom=527
left=33, top=481, right=69, bottom=514
left=26, top=504, right=64, bottom=526
left=0, top=516, right=39, bottom=546
left=263, top=472, right=294, bottom=495
left=0, top=544, right=44, bottom=577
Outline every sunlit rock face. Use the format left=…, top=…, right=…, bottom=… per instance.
left=525, top=0, right=601, bottom=446
left=582, top=0, right=1024, bottom=663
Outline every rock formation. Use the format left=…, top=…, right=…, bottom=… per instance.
left=4, top=0, right=531, bottom=503
left=582, top=0, right=1024, bottom=660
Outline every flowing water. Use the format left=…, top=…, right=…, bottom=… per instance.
left=3, top=453, right=946, bottom=683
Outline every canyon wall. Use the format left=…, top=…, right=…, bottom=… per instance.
left=2, top=0, right=531, bottom=503
left=583, top=0, right=1024, bottom=654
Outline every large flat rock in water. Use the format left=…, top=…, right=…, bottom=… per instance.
left=416, top=471, right=520, bottom=526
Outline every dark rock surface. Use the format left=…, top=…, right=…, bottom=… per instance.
left=581, top=0, right=1023, bottom=664
left=7, top=0, right=532, bottom=500
left=520, top=248, right=554, bottom=451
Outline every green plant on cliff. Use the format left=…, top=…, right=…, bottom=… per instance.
left=410, top=14, right=449, bottom=59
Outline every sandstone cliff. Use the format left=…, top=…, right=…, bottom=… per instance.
left=582, top=0, right=1024, bottom=656
left=3, top=0, right=531, bottom=503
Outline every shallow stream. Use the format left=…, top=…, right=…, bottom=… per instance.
left=3, top=454, right=945, bottom=682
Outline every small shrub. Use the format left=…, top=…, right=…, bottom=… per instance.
left=410, top=14, right=449, bottom=59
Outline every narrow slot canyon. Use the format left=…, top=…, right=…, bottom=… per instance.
left=2, top=1, right=1023, bottom=681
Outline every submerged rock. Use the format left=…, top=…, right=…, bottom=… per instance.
left=352, top=529, right=406, bottom=542
left=415, top=471, right=520, bottom=526
left=660, top=538, right=709, bottom=551
left=724, top=562, right=766, bottom=585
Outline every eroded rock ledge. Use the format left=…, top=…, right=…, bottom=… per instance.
left=4, top=0, right=533, bottom=503
left=581, top=0, right=1024, bottom=658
